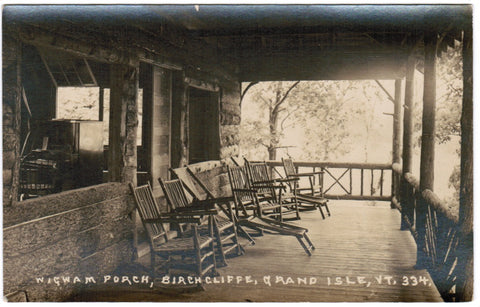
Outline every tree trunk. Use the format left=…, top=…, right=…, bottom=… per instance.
left=268, top=147, right=277, bottom=161
left=456, top=25, right=473, bottom=302
left=392, top=79, right=403, bottom=164
left=416, top=31, right=437, bottom=268
left=268, top=107, right=279, bottom=160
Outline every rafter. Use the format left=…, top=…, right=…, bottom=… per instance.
left=375, top=80, right=395, bottom=103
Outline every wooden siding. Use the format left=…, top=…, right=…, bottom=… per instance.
left=3, top=183, right=136, bottom=301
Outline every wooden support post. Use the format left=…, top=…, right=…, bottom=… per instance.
left=171, top=71, right=188, bottom=168
left=2, top=34, right=22, bottom=205
left=456, top=26, right=473, bottom=302
left=108, top=64, right=139, bottom=186
left=391, top=78, right=402, bottom=208
left=99, top=87, right=104, bottom=121
left=416, top=31, right=437, bottom=268
left=392, top=79, right=403, bottom=164
left=360, top=169, right=364, bottom=196
left=401, top=55, right=416, bottom=230
left=349, top=168, right=353, bottom=195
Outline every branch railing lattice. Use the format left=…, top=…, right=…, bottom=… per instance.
left=263, top=160, right=460, bottom=301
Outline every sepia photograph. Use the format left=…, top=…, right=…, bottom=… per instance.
left=2, top=2, right=473, bottom=303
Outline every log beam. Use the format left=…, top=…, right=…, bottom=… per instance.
left=108, top=64, right=139, bottom=185
left=15, top=24, right=139, bottom=67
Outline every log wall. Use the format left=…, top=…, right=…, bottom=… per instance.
left=3, top=34, right=22, bottom=207
left=3, top=183, right=135, bottom=302
left=219, top=81, right=242, bottom=160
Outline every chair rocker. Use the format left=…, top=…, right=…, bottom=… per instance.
left=159, top=178, right=243, bottom=267
left=282, top=157, right=331, bottom=219
left=227, top=165, right=315, bottom=256
left=129, top=182, right=218, bottom=279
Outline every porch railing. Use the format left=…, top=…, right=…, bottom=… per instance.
left=263, top=161, right=392, bottom=201
left=392, top=163, right=459, bottom=301
left=257, top=159, right=459, bottom=301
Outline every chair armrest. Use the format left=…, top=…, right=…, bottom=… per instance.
left=144, top=217, right=203, bottom=224
left=196, top=196, right=234, bottom=205
left=252, top=184, right=285, bottom=190
left=252, top=179, right=277, bottom=184
left=164, top=209, right=218, bottom=216
left=275, top=177, right=299, bottom=183
left=233, top=188, right=258, bottom=193
left=188, top=199, right=217, bottom=210
left=211, top=196, right=235, bottom=204
left=296, top=171, right=324, bottom=176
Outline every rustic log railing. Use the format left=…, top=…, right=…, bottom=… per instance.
left=262, top=161, right=392, bottom=201
left=392, top=162, right=459, bottom=301
left=253, top=159, right=461, bottom=301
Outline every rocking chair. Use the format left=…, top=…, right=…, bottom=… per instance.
left=282, top=157, right=331, bottom=219
left=159, top=178, right=244, bottom=267
left=244, top=160, right=301, bottom=221
left=169, top=166, right=255, bottom=245
left=227, top=165, right=315, bottom=255
left=129, top=182, right=218, bottom=279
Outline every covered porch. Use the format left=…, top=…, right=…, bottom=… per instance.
left=74, top=201, right=443, bottom=302
left=3, top=4, right=472, bottom=303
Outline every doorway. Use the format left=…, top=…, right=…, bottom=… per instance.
left=188, top=87, right=220, bottom=164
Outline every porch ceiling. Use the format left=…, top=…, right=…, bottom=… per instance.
left=6, top=4, right=471, bottom=81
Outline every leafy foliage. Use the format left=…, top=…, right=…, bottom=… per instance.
left=240, top=80, right=391, bottom=162
left=435, top=42, right=463, bottom=144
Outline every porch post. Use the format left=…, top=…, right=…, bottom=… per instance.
left=456, top=26, right=473, bottom=302
left=400, top=56, right=415, bottom=230
left=108, top=63, right=139, bottom=186
left=392, top=79, right=403, bottom=164
left=391, top=78, right=402, bottom=209
left=2, top=34, right=22, bottom=206
left=416, top=31, right=437, bottom=268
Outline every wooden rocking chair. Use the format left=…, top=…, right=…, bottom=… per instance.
left=129, top=182, right=218, bottom=279
left=282, top=157, right=331, bottom=219
left=227, top=165, right=315, bottom=255
left=169, top=166, right=255, bottom=245
left=244, top=160, right=300, bottom=221
left=159, top=178, right=243, bottom=267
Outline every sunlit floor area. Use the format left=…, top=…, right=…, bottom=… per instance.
left=73, top=201, right=443, bottom=302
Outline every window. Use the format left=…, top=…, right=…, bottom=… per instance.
left=56, top=87, right=100, bottom=120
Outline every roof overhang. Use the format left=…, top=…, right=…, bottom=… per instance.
left=4, top=4, right=472, bottom=81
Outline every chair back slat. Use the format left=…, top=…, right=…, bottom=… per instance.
left=227, top=165, right=256, bottom=214
left=159, top=179, right=191, bottom=211
left=282, top=158, right=297, bottom=177
left=130, top=183, right=166, bottom=242
left=245, top=162, right=276, bottom=197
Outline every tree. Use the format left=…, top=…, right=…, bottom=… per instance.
left=291, top=81, right=356, bottom=161
left=240, top=81, right=300, bottom=160
left=436, top=42, right=463, bottom=144
left=240, top=80, right=361, bottom=161
left=348, top=80, right=392, bottom=162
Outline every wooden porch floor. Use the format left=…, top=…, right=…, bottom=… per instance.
left=76, top=201, right=443, bottom=302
